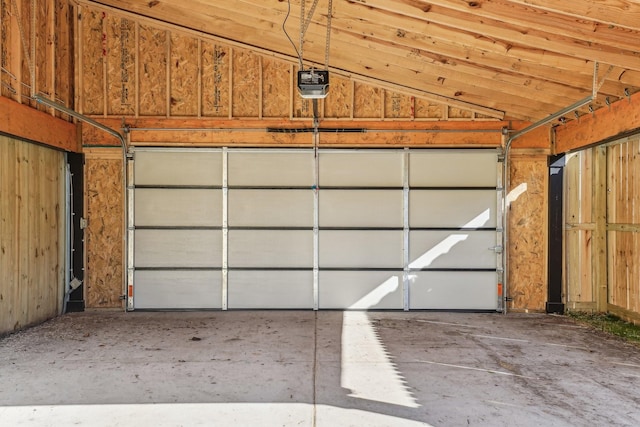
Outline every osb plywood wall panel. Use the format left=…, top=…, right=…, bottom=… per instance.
left=232, top=48, right=260, bottom=117
left=0, top=136, right=64, bottom=334
left=564, top=150, right=595, bottom=307
left=201, top=42, right=229, bottom=117
left=353, top=83, right=381, bottom=118
left=138, top=25, right=166, bottom=116
left=324, top=75, right=351, bottom=118
left=106, top=16, right=135, bottom=116
left=170, top=33, right=199, bottom=117
left=76, top=4, right=500, bottom=122
left=0, top=0, right=74, bottom=118
left=85, top=149, right=123, bottom=308
left=384, top=91, right=412, bottom=119
left=81, top=9, right=105, bottom=115
left=607, top=137, right=640, bottom=315
left=508, top=154, right=548, bottom=311
left=262, top=59, right=290, bottom=118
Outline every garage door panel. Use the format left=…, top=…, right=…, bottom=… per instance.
left=319, top=151, right=403, bottom=187
left=228, top=230, right=313, bottom=268
left=228, top=270, right=313, bottom=308
left=410, top=230, right=496, bottom=269
left=134, top=270, right=221, bottom=309
left=228, top=151, right=315, bottom=186
left=319, top=230, right=403, bottom=268
left=228, top=189, right=313, bottom=227
left=135, top=189, right=222, bottom=226
left=410, top=150, right=497, bottom=187
left=319, top=271, right=403, bottom=309
left=135, top=229, right=222, bottom=267
left=135, top=150, right=222, bottom=186
left=409, top=271, right=497, bottom=310
left=410, top=190, right=497, bottom=228
left=319, top=190, right=403, bottom=227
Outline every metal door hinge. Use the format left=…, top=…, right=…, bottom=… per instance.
left=489, top=245, right=503, bottom=253
left=80, top=218, right=88, bottom=229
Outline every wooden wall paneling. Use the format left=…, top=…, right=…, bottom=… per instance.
left=448, top=106, right=473, bottom=120
left=564, top=150, right=595, bottom=308
left=133, top=21, right=138, bottom=116
left=593, top=146, right=608, bottom=311
left=54, top=0, right=73, bottom=117
left=6, top=0, right=22, bottom=103
left=414, top=98, right=444, bottom=120
left=35, top=0, right=50, bottom=112
left=197, top=38, right=201, bottom=117
left=262, top=57, right=289, bottom=118
left=137, top=24, right=166, bottom=116
left=0, top=136, right=64, bottom=334
left=507, top=153, right=548, bottom=311
left=169, top=32, right=198, bottom=116
left=231, top=47, right=259, bottom=117
left=324, top=74, right=351, bottom=119
left=20, top=0, right=34, bottom=105
left=106, top=15, right=135, bottom=116
left=606, top=136, right=640, bottom=316
left=80, top=9, right=105, bottom=115
left=0, top=0, right=9, bottom=99
left=0, top=136, right=17, bottom=333
left=384, top=90, right=412, bottom=119
left=201, top=41, right=229, bottom=117
left=84, top=148, right=123, bottom=308
left=353, top=82, right=381, bottom=118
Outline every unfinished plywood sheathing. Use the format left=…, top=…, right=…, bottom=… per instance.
left=201, top=41, right=229, bottom=117
left=564, top=149, right=596, bottom=310
left=507, top=153, right=548, bottom=312
left=54, top=0, right=73, bottom=119
left=262, top=57, right=289, bottom=118
left=75, top=3, right=503, bottom=124
left=106, top=16, right=134, bottom=116
left=170, top=33, right=198, bottom=117
left=0, top=135, right=64, bottom=335
left=137, top=24, right=166, bottom=116
left=80, top=8, right=104, bottom=115
left=0, top=0, right=73, bottom=117
left=84, top=147, right=124, bottom=308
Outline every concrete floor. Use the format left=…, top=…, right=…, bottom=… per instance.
left=1, top=311, right=640, bottom=427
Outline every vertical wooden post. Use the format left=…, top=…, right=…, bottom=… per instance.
left=593, top=146, right=608, bottom=312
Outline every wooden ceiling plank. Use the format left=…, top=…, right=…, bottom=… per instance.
left=350, top=0, right=640, bottom=71
left=235, top=0, right=630, bottom=97
left=155, top=1, right=587, bottom=112
left=506, top=0, right=640, bottom=32
left=83, top=0, right=637, bottom=120
left=423, top=0, right=640, bottom=53
left=82, top=0, right=517, bottom=118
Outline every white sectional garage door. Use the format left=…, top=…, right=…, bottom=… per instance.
left=129, top=148, right=502, bottom=311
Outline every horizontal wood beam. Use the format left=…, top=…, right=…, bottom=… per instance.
left=83, top=117, right=548, bottom=148
left=555, top=92, right=640, bottom=153
left=0, top=96, right=79, bottom=152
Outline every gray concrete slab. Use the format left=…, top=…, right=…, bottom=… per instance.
left=1, top=311, right=639, bottom=426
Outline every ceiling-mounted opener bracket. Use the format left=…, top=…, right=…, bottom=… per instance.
left=298, top=68, right=329, bottom=99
